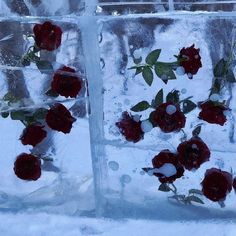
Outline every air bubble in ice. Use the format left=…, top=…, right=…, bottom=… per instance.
left=187, top=73, right=193, bottom=79
left=191, top=144, right=198, bottom=149
left=108, top=161, right=119, bottom=171
left=209, top=93, right=220, bottom=102
left=175, top=66, right=185, bottom=76
left=120, top=175, right=132, bottom=184
left=133, top=49, right=142, bottom=59
left=166, top=105, right=177, bottom=115
left=181, top=88, right=187, bottom=94
left=141, top=120, right=153, bottom=133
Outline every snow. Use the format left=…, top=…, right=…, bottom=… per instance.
left=141, top=120, right=153, bottom=133
left=148, top=163, right=177, bottom=177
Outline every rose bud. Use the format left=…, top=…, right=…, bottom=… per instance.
left=116, top=112, right=144, bottom=143
left=177, top=137, right=210, bottom=171
left=51, top=66, right=82, bottom=98
left=14, top=153, right=41, bottom=181
left=198, top=101, right=228, bottom=126
left=201, top=168, right=232, bottom=202
left=20, top=124, right=47, bottom=147
left=150, top=102, right=186, bottom=133
left=33, top=21, right=62, bottom=51
left=46, top=103, right=76, bottom=134
left=151, top=150, right=184, bottom=183
left=178, top=44, right=202, bottom=77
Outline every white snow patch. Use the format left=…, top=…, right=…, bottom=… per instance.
left=141, top=120, right=153, bottom=133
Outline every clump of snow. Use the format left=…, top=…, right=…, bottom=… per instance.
left=133, top=49, right=142, bottom=59
left=148, top=164, right=177, bottom=177
left=166, top=105, right=177, bottom=115
left=209, top=93, right=220, bottom=102
left=141, top=120, right=153, bottom=133
left=176, top=66, right=185, bottom=75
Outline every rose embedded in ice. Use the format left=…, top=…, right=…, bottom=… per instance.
left=20, top=124, right=47, bottom=147
left=149, top=102, right=186, bottom=133
left=178, top=44, right=202, bottom=76
left=14, top=153, right=41, bottom=181
left=177, top=137, right=211, bottom=171
left=201, top=168, right=232, bottom=202
left=33, top=21, right=62, bottom=51
left=51, top=66, right=82, bottom=98
left=46, top=103, right=76, bottom=134
left=141, top=120, right=153, bottom=133
left=233, top=178, right=236, bottom=192
left=198, top=101, right=228, bottom=126
left=175, top=66, right=185, bottom=76
left=116, top=112, right=144, bottom=143
left=209, top=93, right=220, bottom=102
left=151, top=150, right=184, bottom=183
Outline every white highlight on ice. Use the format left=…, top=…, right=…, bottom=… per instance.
left=166, top=105, right=177, bottom=115
left=141, top=120, right=153, bottom=133
left=175, top=66, right=185, bottom=76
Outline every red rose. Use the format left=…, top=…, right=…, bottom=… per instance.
left=152, top=150, right=184, bottom=183
left=233, top=178, right=236, bottom=192
left=14, top=153, right=41, bottom=181
left=46, top=103, right=76, bottom=134
left=33, top=21, right=62, bottom=51
left=201, top=168, right=232, bottom=202
left=116, top=112, right=144, bottom=143
left=150, top=102, right=186, bottom=133
left=178, top=44, right=202, bottom=76
left=20, top=124, right=47, bottom=147
left=198, top=101, right=228, bottom=126
left=177, top=137, right=210, bottom=171
left=51, top=66, right=82, bottom=98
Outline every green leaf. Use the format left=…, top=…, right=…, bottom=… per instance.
left=214, top=59, right=227, bottom=77
left=185, top=195, right=204, bottom=204
left=131, top=101, right=150, bottom=112
left=3, top=92, right=19, bottom=103
left=158, top=183, right=171, bottom=192
left=135, top=67, right=143, bottom=76
left=33, top=108, right=48, bottom=120
left=142, top=67, right=153, bottom=86
left=45, top=89, right=59, bottom=97
left=36, top=60, right=53, bottom=74
left=166, top=90, right=180, bottom=104
left=10, top=110, right=26, bottom=120
left=192, top=126, right=201, bottom=137
left=155, top=62, right=176, bottom=83
left=1, top=112, right=9, bottom=118
left=226, top=69, right=236, bottom=83
left=152, top=89, right=163, bottom=108
left=183, top=100, right=197, bottom=114
left=188, top=189, right=203, bottom=196
left=145, top=49, right=161, bottom=65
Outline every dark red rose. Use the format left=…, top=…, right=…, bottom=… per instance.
left=14, top=153, right=41, bottom=181
left=198, top=101, right=228, bottom=126
left=46, top=103, right=76, bottom=134
left=33, top=21, right=62, bottom=51
left=177, top=137, right=210, bottom=171
left=152, top=150, right=184, bottom=183
left=233, top=178, right=236, bottom=192
left=150, top=102, right=186, bottom=133
left=116, top=112, right=144, bottom=143
left=178, top=44, right=202, bottom=76
left=51, top=66, right=82, bottom=98
left=20, top=124, right=47, bottom=147
left=201, top=168, right=232, bottom=202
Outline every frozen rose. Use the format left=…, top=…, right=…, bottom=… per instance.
left=46, top=103, right=76, bottom=134
left=51, top=66, right=82, bottom=98
left=177, top=137, right=210, bottom=171
left=116, top=112, right=144, bottom=143
left=14, top=153, right=41, bottom=181
left=201, top=168, right=232, bottom=202
left=20, top=124, right=47, bottom=147
left=150, top=102, right=186, bottom=133
left=198, top=101, right=228, bottom=126
left=33, top=21, right=62, bottom=51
